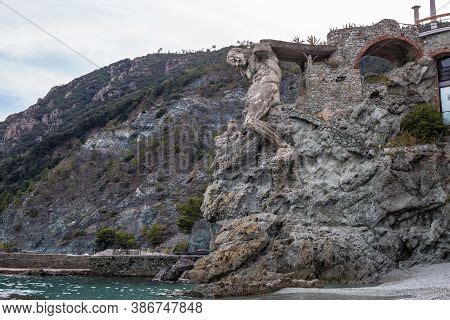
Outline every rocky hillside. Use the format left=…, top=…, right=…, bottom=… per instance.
left=0, top=48, right=300, bottom=254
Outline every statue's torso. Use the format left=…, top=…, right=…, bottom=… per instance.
left=248, top=55, right=281, bottom=87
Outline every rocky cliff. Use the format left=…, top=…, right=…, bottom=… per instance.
left=185, top=50, right=449, bottom=297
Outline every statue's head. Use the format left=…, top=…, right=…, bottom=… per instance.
left=227, top=48, right=251, bottom=68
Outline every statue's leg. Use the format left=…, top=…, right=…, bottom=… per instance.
left=247, top=118, right=289, bottom=148
left=244, top=83, right=289, bottom=149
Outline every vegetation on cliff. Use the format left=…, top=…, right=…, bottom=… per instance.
left=176, top=196, right=204, bottom=233
left=95, top=228, right=137, bottom=251
left=143, top=223, right=166, bottom=246
left=401, top=103, right=447, bottom=144
left=0, top=48, right=245, bottom=208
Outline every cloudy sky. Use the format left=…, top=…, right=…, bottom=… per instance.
left=0, top=0, right=448, bottom=121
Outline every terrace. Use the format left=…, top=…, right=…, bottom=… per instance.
left=259, top=39, right=336, bottom=63
left=416, top=13, right=450, bottom=37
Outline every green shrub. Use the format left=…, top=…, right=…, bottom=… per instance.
left=110, top=211, right=119, bottom=218
left=95, top=228, right=137, bottom=251
left=74, top=228, right=85, bottom=238
left=13, top=223, right=23, bottom=233
left=61, top=228, right=85, bottom=243
left=364, top=74, right=391, bottom=85
left=176, top=196, right=203, bottom=233
left=143, top=223, right=165, bottom=246
left=173, top=240, right=189, bottom=254
left=98, top=207, right=108, bottom=215
left=95, top=228, right=116, bottom=251
left=25, top=208, right=39, bottom=218
left=115, top=230, right=138, bottom=249
left=388, top=132, right=417, bottom=147
left=401, top=104, right=447, bottom=144
left=130, top=157, right=138, bottom=170
left=154, top=183, right=165, bottom=193
left=0, top=242, right=17, bottom=253
left=168, top=93, right=183, bottom=100
left=373, top=133, right=388, bottom=150
left=155, top=108, right=167, bottom=119
left=98, top=207, right=119, bottom=218
left=0, top=192, right=12, bottom=213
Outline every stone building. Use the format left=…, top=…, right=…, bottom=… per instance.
left=262, top=4, right=450, bottom=125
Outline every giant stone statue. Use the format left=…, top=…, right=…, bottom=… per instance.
left=227, top=43, right=291, bottom=151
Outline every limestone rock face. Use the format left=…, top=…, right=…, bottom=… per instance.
left=188, top=220, right=212, bottom=254
left=186, top=59, right=449, bottom=296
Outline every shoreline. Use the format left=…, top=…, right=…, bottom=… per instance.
left=264, top=263, right=450, bottom=300
left=1, top=254, right=448, bottom=300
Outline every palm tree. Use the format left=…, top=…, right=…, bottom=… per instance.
left=306, top=35, right=321, bottom=45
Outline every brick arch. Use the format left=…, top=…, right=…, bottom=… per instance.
left=430, top=49, right=450, bottom=60
left=353, top=35, right=423, bottom=69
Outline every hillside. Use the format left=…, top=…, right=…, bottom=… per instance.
left=0, top=47, right=301, bottom=253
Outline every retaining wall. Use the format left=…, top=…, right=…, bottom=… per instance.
left=0, top=253, right=90, bottom=269
left=89, top=255, right=201, bottom=277
left=0, top=253, right=202, bottom=277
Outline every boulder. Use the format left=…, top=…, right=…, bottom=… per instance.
left=187, top=214, right=276, bottom=283
left=152, top=268, right=168, bottom=282
left=159, top=259, right=195, bottom=282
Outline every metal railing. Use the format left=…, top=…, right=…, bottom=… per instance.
left=416, top=13, right=450, bottom=34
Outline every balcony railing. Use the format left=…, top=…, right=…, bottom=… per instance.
left=416, top=13, right=450, bottom=35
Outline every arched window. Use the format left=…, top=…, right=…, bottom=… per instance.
left=354, top=36, right=422, bottom=70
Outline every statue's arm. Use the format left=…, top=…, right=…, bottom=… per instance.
left=253, top=43, right=273, bottom=59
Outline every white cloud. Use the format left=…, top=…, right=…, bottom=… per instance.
left=0, top=57, right=74, bottom=120
left=0, top=0, right=445, bottom=120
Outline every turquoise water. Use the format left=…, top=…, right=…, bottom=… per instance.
left=0, top=275, right=195, bottom=300
left=0, top=275, right=400, bottom=300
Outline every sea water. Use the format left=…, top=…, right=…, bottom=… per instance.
left=0, top=275, right=195, bottom=300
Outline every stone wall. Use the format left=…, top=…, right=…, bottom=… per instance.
left=0, top=253, right=202, bottom=277
left=422, top=32, right=450, bottom=108
left=423, top=32, right=450, bottom=57
left=89, top=255, right=201, bottom=277
left=303, top=62, right=363, bottom=115
left=300, top=19, right=449, bottom=116
left=327, top=20, right=421, bottom=67
left=0, top=253, right=90, bottom=269
left=299, top=20, right=425, bottom=118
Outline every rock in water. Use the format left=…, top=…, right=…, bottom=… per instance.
left=152, top=268, right=168, bottom=282
left=159, top=259, right=195, bottom=282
